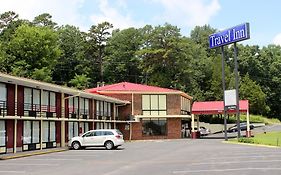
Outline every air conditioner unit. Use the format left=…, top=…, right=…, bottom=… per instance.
left=71, top=113, right=77, bottom=118
left=46, top=112, right=53, bottom=118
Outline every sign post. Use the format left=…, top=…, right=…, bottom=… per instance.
left=209, top=23, right=250, bottom=140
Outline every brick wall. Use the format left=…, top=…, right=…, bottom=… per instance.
left=167, top=94, right=181, bottom=115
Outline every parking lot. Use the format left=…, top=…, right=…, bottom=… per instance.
left=0, top=139, right=281, bottom=175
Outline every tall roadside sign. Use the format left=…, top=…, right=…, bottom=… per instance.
left=209, top=23, right=250, bottom=141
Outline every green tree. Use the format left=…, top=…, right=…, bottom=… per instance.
left=53, top=25, right=86, bottom=85
left=33, top=13, right=57, bottom=28
left=240, top=74, right=269, bottom=115
left=88, top=22, right=113, bottom=83
left=69, top=74, right=90, bottom=89
left=104, top=28, right=142, bottom=83
left=7, top=24, right=61, bottom=81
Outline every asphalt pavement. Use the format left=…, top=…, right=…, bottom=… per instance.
left=0, top=139, right=280, bottom=175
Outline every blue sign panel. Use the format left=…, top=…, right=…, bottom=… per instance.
left=209, top=23, right=250, bottom=49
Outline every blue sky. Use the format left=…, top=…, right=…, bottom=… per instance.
left=0, top=0, right=280, bottom=46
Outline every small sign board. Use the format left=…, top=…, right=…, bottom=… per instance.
left=224, top=89, right=237, bottom=108
left=209, top=23, right=250, bottom=48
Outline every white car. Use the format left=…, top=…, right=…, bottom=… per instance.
left=68, top=129, right=124, bottom=150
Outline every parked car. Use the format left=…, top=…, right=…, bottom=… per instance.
left=228, top=122, right=254, bottom=132
left=190, top=126, right=211, bottom=136
left=68, top=129, right=124, bottom=150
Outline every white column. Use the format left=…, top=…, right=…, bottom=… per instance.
left=191, top=114, right=195, bottom=133
left=197, top=116, right=200, bottom=131
left=246, top=110, right=250, bottom=137
left=61, top=93, right=65, bottom=147
left=113, top=103, right=116, bottom=129
left=14, top=84, right=18, bottom=153
left=13, top=119, right=17, bottom=153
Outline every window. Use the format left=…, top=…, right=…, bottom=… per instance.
left=79, top=122, right=89, bottom=134
left=96, top=101, right=112, bottom=117
left=42, top=91, right=56, bottom=113
left=23, top=121, right=40, bottom=144
left=142, top=95, right=166, bottom=115
left=68, top=97, right=79, bottom=118
left=0, top=120, right=5, bottom=147
left=68, top=121, right=79, bottom=140
left=24, top=88, right=41, bottom=113
left=181, top=97, right=191, bottom=115
left=0, top=83, right=7, bottom=110
left=142, top=118, right=167, bottom=136
left=80, top=98, right=89, bottom=117
left=42, top=121, right=56, bottom=143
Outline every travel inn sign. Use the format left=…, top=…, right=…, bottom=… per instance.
left=209, top=23, right=250, bottom=49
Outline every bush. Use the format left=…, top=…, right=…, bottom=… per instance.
left=238, top=137, right=255, bottom=144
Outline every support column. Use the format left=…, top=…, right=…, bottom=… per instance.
left=40, top=89, right=43, bottom=150
left=13, top=119, right=17, bottom=153
left=113, top=103, right=116, bottom=129
left=61, top=93, right=66, bottom=147
left=14, top=84, right=18, bottom=153
left=191, top=114, right=196, bottom=139
left=197, top=116, right=200, bottom=138
left=246, top=110, right=251, bottom=137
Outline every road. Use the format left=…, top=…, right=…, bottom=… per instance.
left=0, top=139, right=281, bottom=175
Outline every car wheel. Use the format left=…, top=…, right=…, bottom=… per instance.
left=105, top=141, right=114, bottom=150
left=72, top=141, right=81, bottom=150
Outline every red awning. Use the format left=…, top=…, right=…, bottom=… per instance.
left=192, top=100, right=249, bottom=115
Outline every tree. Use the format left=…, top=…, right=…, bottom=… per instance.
left=53, top=25, right=86, bottom=85
left=137, top=24, right=184, bottom=88
left=88, top=22, right=113, bottom=82
left=7, top=24, right=61, bottom=81
left=239, top=74, right=269, bottom=115
left=0, top=11, right=18, bottom=31
left=33, top=13, right=57, bottom=28
left=69, top=74, right=90, bottom=89
left=104, top=28, right=142, bottom=83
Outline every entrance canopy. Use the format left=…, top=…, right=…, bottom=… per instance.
left=192, top=100, right=249, bottom=115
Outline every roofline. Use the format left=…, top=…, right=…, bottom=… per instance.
left=0, top=72, right=129, bottom=104
left=94, top=91, right=193, bottom=99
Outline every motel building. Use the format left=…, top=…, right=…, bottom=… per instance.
left=86, top=82, right=193, bottom=140
left=0, top=72, right=129, bottom=154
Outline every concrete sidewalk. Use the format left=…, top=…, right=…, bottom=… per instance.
left=0, top=147, right=68, bottom=160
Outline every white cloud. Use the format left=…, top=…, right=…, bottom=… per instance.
left=273, top=33, right=281, bottom=46
left=90, top=0, right=143, bottom=29
left=0, top=0, right=87, bottom=30
left=155, top=0, right=221, bottom=27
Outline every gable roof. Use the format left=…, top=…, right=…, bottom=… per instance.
left=192, top=100, right=249, bottom=114
left=86, top=82, right=192, bottom=99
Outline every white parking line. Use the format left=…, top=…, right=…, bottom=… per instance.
left=188, top=159, right=281, bottom=166
left=25, top=158, right=82, bottom=161
left=0, top=171, right=26, bottom=174
left=0, top=163, right=59, bottom=166
left=172, top=167, right=281, bottom=174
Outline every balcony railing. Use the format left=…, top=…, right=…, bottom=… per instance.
left=0, top=100, right=7, bottom=117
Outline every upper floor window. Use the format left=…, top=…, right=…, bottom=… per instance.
left=0, top=83, right=7, bottom=109
left=80, top=98, right=89, bottom=117
left=24, top=87, right=40, bottom=112
left=142, top=95, right=166, bottom=115
left=42, top=90, right=56, bottom=112
left=69, top=96, right=79, bottom=118
left=181, top=96, right=191, bottom=115
left=96, top=101, right=111, bottom=117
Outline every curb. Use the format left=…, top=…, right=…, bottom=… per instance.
left=222, top=140, right=281, bottom=149
left=0, top=148, right=68, bottom=160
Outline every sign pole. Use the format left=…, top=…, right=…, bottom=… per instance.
left=221, top=46, right=228, bottom=141
left=234, top=42, right=241, bottom=138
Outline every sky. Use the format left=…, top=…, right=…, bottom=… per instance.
left=0, top=0, right=280, bottom=47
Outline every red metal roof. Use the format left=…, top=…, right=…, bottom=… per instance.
left=86, top=82, right=181, bottom=93
left=192, top=100, right=249, bottom=115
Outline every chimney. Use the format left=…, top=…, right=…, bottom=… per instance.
left=97, top=82, right=101, bottom=87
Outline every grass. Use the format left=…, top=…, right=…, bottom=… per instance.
left=235, top=131, right=281, bottom=147
left=201, top=114, right=281, bottom=125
